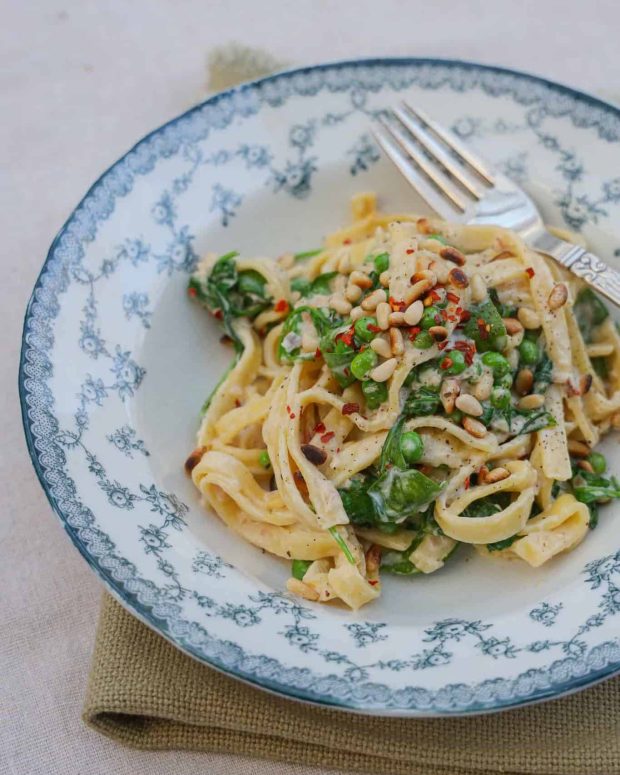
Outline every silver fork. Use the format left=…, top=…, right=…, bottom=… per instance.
left=373, top=103, right=620, bottom=306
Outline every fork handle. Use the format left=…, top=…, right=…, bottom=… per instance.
left=530, top=232, right=620, bottom=309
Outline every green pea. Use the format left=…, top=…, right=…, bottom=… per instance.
left=291, top=559, right=312, bottom=580
left=490, top=387, right=511, bottom=410
left=449, top=409, right=464, bottom=424
left=258, top=450, right=271, bottom=469
left=442, top=350, right=467, bottom=375
left=519, top=338, right=540, bottom=365
left=495, top=372, right=514, bottom=390
left=354, top=316, right=379, bottom=343
left=351, top=348, right=378, bottom=380
left=362, top=379, right=388, bottom=409
left=374, top=252, right=390, bottom=273
left=481, top=351, right=511, bottom=378
left=414, top=331, right=434, bottom=349
left=421, top=306, right=441, bottom=330
left=588, top=452, right=607, bottom=475
left=399, top=431, right=424, bottom=464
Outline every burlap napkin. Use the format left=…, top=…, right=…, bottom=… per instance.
left=83, top=47, right=620, bottom=774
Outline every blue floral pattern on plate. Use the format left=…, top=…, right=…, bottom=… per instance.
left=19, top=59, right=620, bottom=714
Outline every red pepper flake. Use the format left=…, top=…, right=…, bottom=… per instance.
left=315, top=347, right=322, bottom=359
left=320, top=431, right=335, bottom=444
left=187, top=286, right=197, bottom=298
left=447, top=315, right=457, bottom=323
left=368, top=579, right=379, bottom=586
left=214, top=309, right=223, bottom=320
left=458, top=308, right=471, bottom=322
left=408, top=326, right=421, bottom=341
left=406, top=248, right=415, bottom=254
left=440, top=356, right=453, bottom=369
left=437, top=340, right=449, bottom=351
left=525, top=267, right=535, bottom=278
left=286, top=405, right=291, bottom=414
left=454, top=339, right=476, bottom=365
left=234, top=399, right=241, bottom=407
left=429, top=290, right=441, bottom=302
left=314, top=422, right=326, bottom=435
left=477, top=318, right=490, bottom=339
left=464, top=476, right=471, bottom=490
left=336, top=327, right=355, bottom=347
left=446, top=291, right=460, bottom=304
left=274, top=299, right=289, bottom=314
left=388, top=296, right=406, bottom=312
left=289, top=413, right=296, bottom=420
left=342, top=402, right=360, bottom=416
left=367, top=323, right=382, bottom=333
left=440, top=310, right=449, bottom=321
left=343, top=238, right=351, bottom=245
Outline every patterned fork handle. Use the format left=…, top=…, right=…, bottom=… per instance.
left=530, top=231, right=620, bottom=307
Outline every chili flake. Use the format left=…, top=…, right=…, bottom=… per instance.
left=214, top=309, right=223, bottom=320
left=320, top=431, right=335, bottom=444
left=525, top=267, right=535, bottom=278
left=446, top=291, right=460, bottom=304
left=406, top=248, right=415, bottom=255
left=336, top=327, right=355, bottom=347
left=342, top=402, right=360, bottom=416
left=187, top=286, right=197, bottom=298
left=464, top=476, right=471, bottom=490
left=314, top=422, right=326, bottom=435
left=274, top=299, right=289, bottom=313
left=440, top=356, right=453, bottom=369
left=367, top=323, right=382, bottom=333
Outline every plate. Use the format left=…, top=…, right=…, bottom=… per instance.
left=20, top=58, right=620, bottom=715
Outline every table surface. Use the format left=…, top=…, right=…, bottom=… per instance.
left=3, top=1, right=620, bottom=773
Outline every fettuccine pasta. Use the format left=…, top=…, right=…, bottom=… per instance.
left=185, top=194, right=620, bottom=609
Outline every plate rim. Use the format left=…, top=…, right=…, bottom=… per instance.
left=19, top=56, right=620, bottom=716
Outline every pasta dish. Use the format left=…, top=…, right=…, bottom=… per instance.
left=185, top=193, right=620, bottom=609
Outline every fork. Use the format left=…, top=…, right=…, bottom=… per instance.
left=373, top=103, right=620, bottom=306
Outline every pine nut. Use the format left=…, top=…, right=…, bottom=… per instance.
left=350, top=305, right=364, bottom=322
left=345, top=283, right=363, bottom=303
left=507, top=349, right=520, bottom=370
left=429, top=260, right=450, bottom=283
left=567, top=439, right=591, bottom=458
left=577, top=460, right=595, bottom=474
left=370, top=358, right=397, bottom=382
left=389, top=327, right=405, bottom=356
left=185, top=446, right=207, bottom=474
left=448, top=267, right=469, bottom=288
left=517, top=393, right=545, bottom=410
left=518, top=308, right=541, bottom=329
left=379, top=270, right=391, bottom=287
left=301, top=443, right=328, bottom=465
left=416, top=217, right=432, bottom=234
left=349, top=270, right=373, bottom=289
left=440, top=379, right=460, bottom=414
left=404, top=278, right=434, bottom=305
left=473, top=371, right=494, bottom=401
left=548, top=283, right=568, bottom=310
left=388, top=311, right=405, bottom=327
left=337, top=253, right=351, bottom=274
left=361, top=288, right=387, bottom=311
left=329, top=295, right=352, bottom=315
left=515, top=368, right=534, bottom=395
left=376, top=301, right=391, bottom=330
left=463, top=416, right=487, bottom=438
left=365, top=544, right=382, bottom=575
left=503, top=317, right=524, bottom=335
left=490, top=250, right=515, bottom=261
left=404, top=300, right=424, bottom=326
left=411, top=269, right=437, bottom=286
left=470, top=274, right=487, bottom=302
left=455, top=394, right=483, bottom=417
left=484, top=466, right=510, bottom=484
left=439, top=246, right=466, bottom=265
left=428, top=325, right=448, bottom=342
left=370, top=337, right=392, bottom=358
left=286, top=577, right=320, bottom=601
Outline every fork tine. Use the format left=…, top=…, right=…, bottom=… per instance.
left=378, top=115, right=467, bottom=213
left=393, top=104, right=485, bottom=200
left=403, top=102, right=495, bottom=185
left=371, top=126, right=462, bottom=220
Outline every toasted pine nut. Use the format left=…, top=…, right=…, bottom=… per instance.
left=455, top=393, right=483, bottom=417
left=490, top=249, right=515, bottom=261
left=473, top=371, right=494, bottom=401
left=439, top=246, right=466, bottom=265
left=518, top=307, right=541, bottom=329
left=548, top=283, right=568, bottom=310
left=448, top=267, right=469, bottom=288
left=470, top=274, right=487, bottom=302
left=411, top=269, right=437, bottom=286
left=370, top=358, right=397, bottom=382
left=286, top=577, right=319, bottom=601
left=329, top=295, right=352, bottom=315
left=429, top=260, right=450, bottom=283
left=337, top=253, right=351, bottom=274
left=379, top=270, right=391, bottom=287
left=478, top=465, right=490, bottom=483
left=517, top=393, right=545, bottom=410
left=345, top=283, right=363, bottom=303
left=440, top=379, right=460, bottom=414
left=376, top=301, right=391, bottom=330
left=389, top=327, right=405, bottom=356
left=515, top=368, right=534, bottom=395
left=428, top=325, right=448, bottom=342
left=578, top=460, right=595, bottom=474
left=350, top=305, right=364, bottom=322
left=365, top=544, right=382, bottom=575
left=388, top=311, right=405, bottom=326
left=463, top=416, right=487, bottom=438
left=361, top=288, right=387, bottom=311
left=404, top=278, right=434, bottom=305
left=404, top=300, right=424, bottom=326
left=185, top=446, right=207, bottom=475
left=503, top=317, right=524, bottom=335
left=416, top=217, right=432, bottom=234
left=484, top=466, right=510, bottom=484
left=370, top=337, right=392, bottom=358
left=567, top=439, right=591, bottom=458
left=349, top=270, right=373, bottom=289
left=507, top=348, right=520, bottom=370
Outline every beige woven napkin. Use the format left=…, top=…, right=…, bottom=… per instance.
left=83, top=47, right=620, bottom=774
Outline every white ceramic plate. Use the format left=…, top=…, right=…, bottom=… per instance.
left=20, top=59, right=620, bottom=715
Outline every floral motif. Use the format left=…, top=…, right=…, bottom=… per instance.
left=107, top=425, right=149, bottom=458
left=346, top=622, right=388, bottom=647
left=529, top=602, right=563, bottom=627
left=123, top=292, right=152, bottom=328
left=209, top=183, right=242, bottom=226
left=348, top=133, right=380, bottom=175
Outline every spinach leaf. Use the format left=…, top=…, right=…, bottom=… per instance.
left=319, top=324, right=357, bottom=388
left=464, top=298, right=507, bottom=352
left=338, top=476, right=376, bottom=526
left=572, top=471, right=620, bottom=504
left=533, top=352, right=553, bottom=394
left=574, top=287, right=609, bottom=342
left=489, top=288, right=516, bottom=318
left=368, top=468, right=443, bottom=525
left=379, top=417, right=407, bottom=472
left=486, top=534, right=521, bottom=552
left=380, top=548, right=421, bottom=575
left=278, top=306, right=331, bottom=362
left=592, top=357, right=609, bottom=379
left=291, top=271, right=339, bottom=298
left=463, top=492, right=512, bottom=518
left=403, top=386, right=441, bottom=417
left=492, top=406, right=556, bottom=436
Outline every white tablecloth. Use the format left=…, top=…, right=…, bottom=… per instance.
left=3, top=1, right=619, bottom=773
